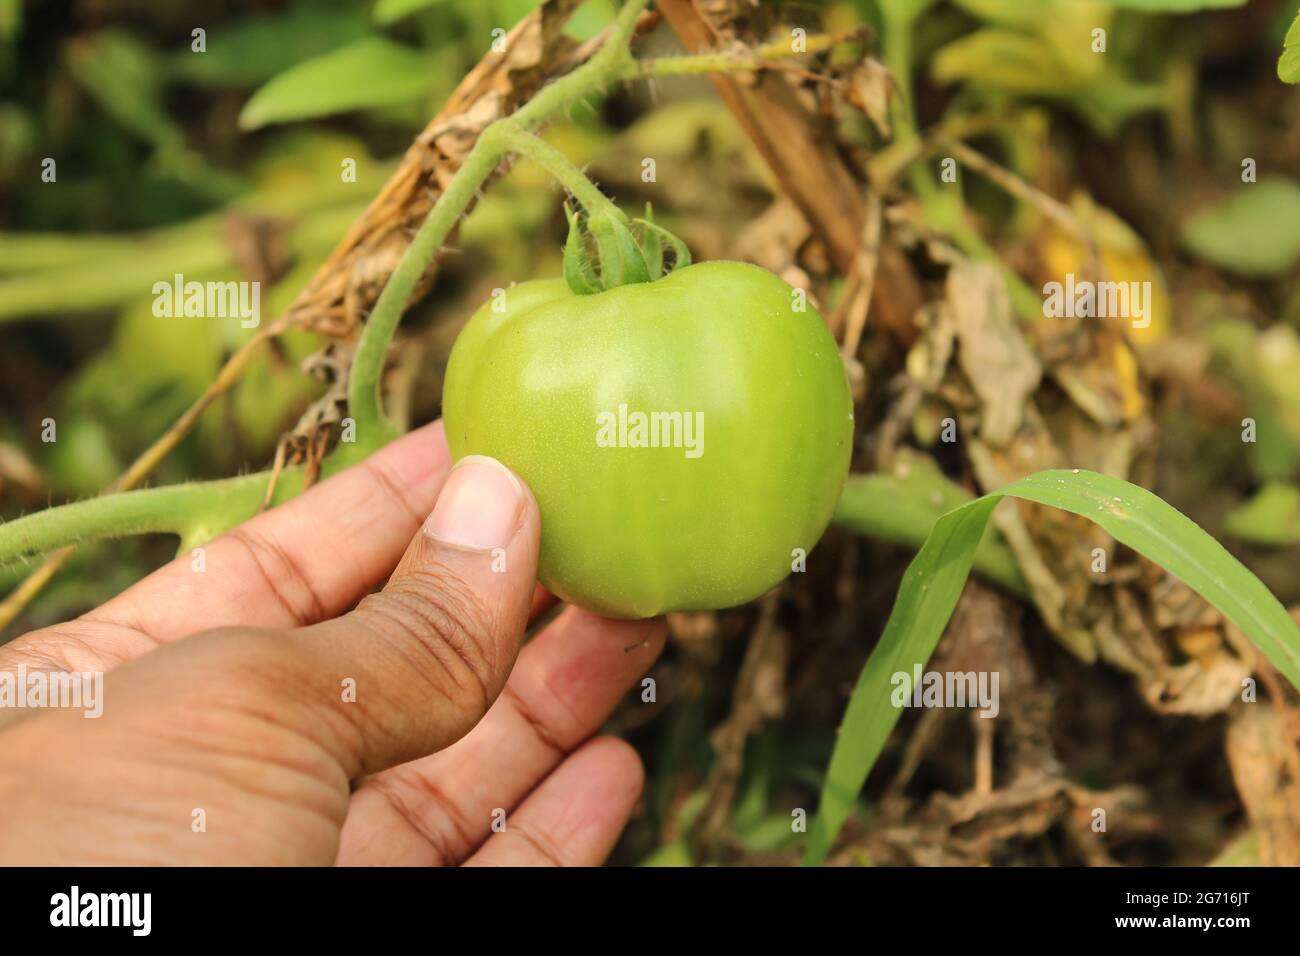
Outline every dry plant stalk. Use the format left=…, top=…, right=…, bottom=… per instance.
left=656, top=0, right=923, bottom=346
left=282, top=0, right=590, bottom=338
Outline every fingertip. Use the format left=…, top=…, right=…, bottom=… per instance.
left=584, top=735, right=646, bottom=798
left=424, top=455, right=527, bottom=552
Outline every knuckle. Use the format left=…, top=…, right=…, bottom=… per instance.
left=224, top=526, right=328, bottom=627
left=354, top=566, right=502, bottom=715
left=511, top=824, right=570, bottom=867
left=360, top=456, right=425, bottom=529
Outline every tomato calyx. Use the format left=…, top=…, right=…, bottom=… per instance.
left=562, top=203, right=691, bottom=295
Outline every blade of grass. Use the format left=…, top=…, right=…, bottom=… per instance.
left=832, top=469, right=1028, bottom=597
left=804, top=468, right=1300, bottom=865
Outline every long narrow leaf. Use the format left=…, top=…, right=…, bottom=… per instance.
left=1281, top=10, right=1300, bottom=84
left=804, top=469, right=1300, bottom=865
left=238, top=37, right=433, bottom=130
left=833, top=469, right=1028, bottom=597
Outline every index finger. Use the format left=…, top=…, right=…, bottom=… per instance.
left=81, top=420, right=452, bottom=645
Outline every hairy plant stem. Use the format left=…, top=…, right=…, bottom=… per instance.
left=1, top=472, right=280, bottom=565
left=347, top=0, right=644, bottom=448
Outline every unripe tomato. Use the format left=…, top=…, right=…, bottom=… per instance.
left=442, top=260, right=853, bottom=618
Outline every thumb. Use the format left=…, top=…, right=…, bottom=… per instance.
left=290, top=453, right=541, bottom=775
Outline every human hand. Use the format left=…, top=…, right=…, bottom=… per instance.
left=0, top=421, right=664, bottom=865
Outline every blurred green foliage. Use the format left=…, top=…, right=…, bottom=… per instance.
left=1181, top=177, right=1300, bottom=277
left=1278, top=7, right=1300, bottom=82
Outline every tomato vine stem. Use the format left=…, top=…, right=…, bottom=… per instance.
left=346, top=0, right=647, bottom=448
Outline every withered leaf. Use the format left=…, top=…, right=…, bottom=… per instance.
left=947, top=262, right=1042, bottom=447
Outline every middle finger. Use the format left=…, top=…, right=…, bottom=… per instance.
left=335, top=606, right=664, bottom=865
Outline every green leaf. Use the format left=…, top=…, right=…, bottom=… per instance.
left=881, top=0, right=942, bottom=23
left=239, top=37, right=433, bottom=130
left=1281, top=10, right=1300, bottom=84
left=563, top=204, right=601, bottom=295
left=933, top=29, right=1068, bottom=95
left=949, top=0, right=1057, bottom=30
left=1106, top=0, right=1246, bottom=10
left=833, top=461, right=1028, bottom=597
left=633, top=216, right=693, bottom=278
left=805, top=469, right=1300, bottom=865
left=0, top=0, right=21, bottom=42
left=1181, top=177, right=1300, bottom=277
left=493, top=0, right=542, bottom=26
left=563, top=0, right=616, bottom=40
left=639, top=843, right=694, bottom=867
left=562, top=207, right=660, bottom=293
left=590, top=212, right=651, bottom=287
left=66, top=30, right=178, bottom=150
left=1247, top=408, right=1300, bottom=481
left=374, top=0, right=451, bottom=25
left=1225, top=482, right=1300, bottom=545
left=172, top=8, right=371, bottom=88
left=956, top=0, right=1247, bottom=22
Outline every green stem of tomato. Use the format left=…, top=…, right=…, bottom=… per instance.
left=0, top=472, right=276, bottom=566
left=347, top=0, right=647, bottom=447
left=345, top=139, right=495, bottom=450
left=495, top=123, right=625, bottom=225
left=621, top=28, right=860, bottom=81
left=0, top=441, right=376, bottom=570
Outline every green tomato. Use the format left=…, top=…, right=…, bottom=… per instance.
left=442, top=260, right=853, bottom=618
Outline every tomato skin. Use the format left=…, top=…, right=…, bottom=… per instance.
left=442, top=260, right=853, bottom=618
